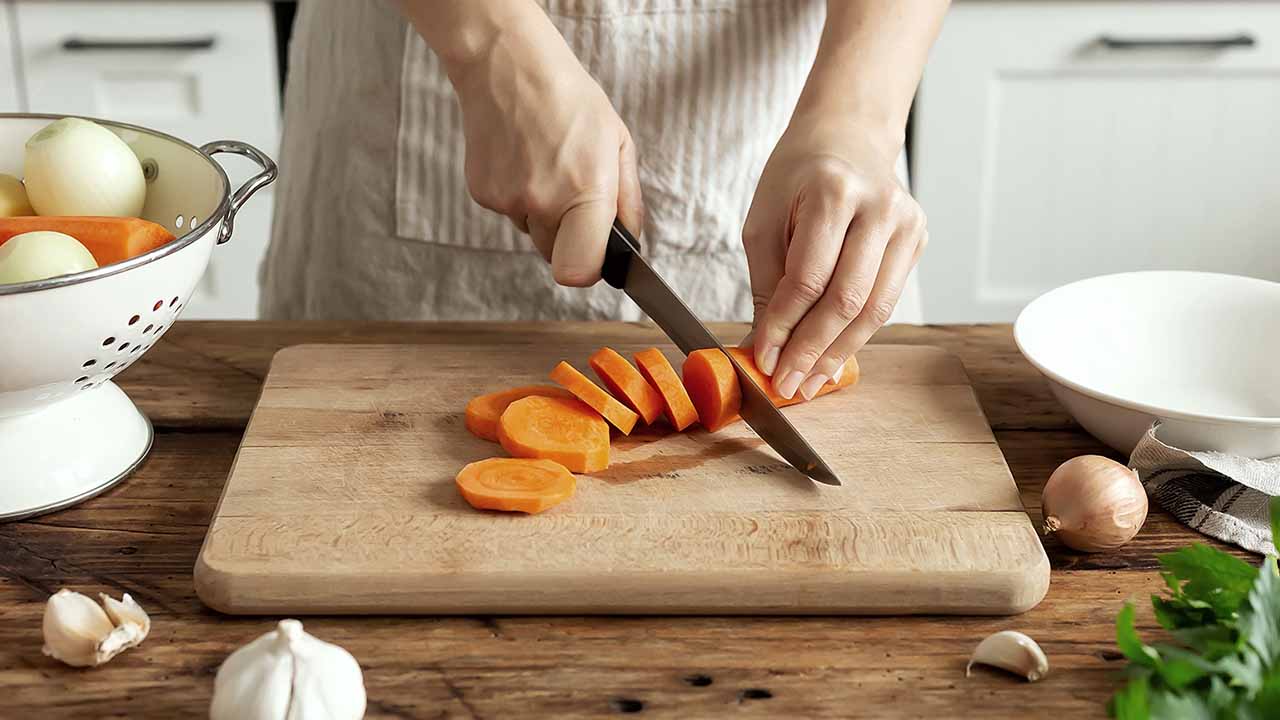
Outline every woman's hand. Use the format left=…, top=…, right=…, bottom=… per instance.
left=406, top=2, right=642, bottom=286
left=743, top=117, right=927, bottom=400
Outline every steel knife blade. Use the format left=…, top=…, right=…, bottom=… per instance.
left=600, top=220, right=841, bottom=485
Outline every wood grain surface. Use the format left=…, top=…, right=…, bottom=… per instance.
left=0, top=322, right=1256, bottom=719
left=197, top=343, right=1047, bottom=615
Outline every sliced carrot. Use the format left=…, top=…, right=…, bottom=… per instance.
left=465, top=385, right=575, bottom=442
left=498, top=395, right=610, bottom=473
left=549, top=361, right=638, bottom=435
left=683, top=348, right=860, bottom=431
left=0, top=216, right=175, bottom=267
left=725, top=347, right=859, bottom=407
left=633, top=348, right=698, bottom=431
left=456, top=457, right=576, bottom=514
left=588, top=347, right=665, bottom=425
left=681, top=349, right=742, bottom=432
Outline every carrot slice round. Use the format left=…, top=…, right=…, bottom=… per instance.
left=549, top=361, right=638, bottom=435
left=633, top=348, right=698, bottom=431
left=498, top=395, right=610, bottom=473
left=681, top=349, right=742, bottom=432
left=456, top=457, right=576, bottom=514
left=588, top=347, right=665, bottom=425
left=465, top=385, right=575, bottom=442
left=725, top=347, right=858, bottom=407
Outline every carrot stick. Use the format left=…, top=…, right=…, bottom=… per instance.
left=725, top=347, right=858, bottom=407
left=497, top=395, right=610, bottom=473
left=681, top=349, right=742, bottom=432
left=549, top=361, right=638, bottom=435
left=0, top=216, right=175, bottom=267
left=633, top=348, right=698, bottom=431
left=588, top=347, right=665, bottom=425
left=455, top=457, right=576, bottom=514
left=465, top=385, right=575, bottom=442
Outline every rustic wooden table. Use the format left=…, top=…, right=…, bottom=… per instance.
left=0, top=322, right=1244, bottom=719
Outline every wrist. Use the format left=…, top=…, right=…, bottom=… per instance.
left=784, top=107, right=904, bottom=167
left=402, top=1, right=557, bottom=78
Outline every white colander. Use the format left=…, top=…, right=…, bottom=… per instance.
left=0, top=113, right=276, bottom=521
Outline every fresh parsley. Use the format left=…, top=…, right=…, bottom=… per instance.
left=1109, top=496, right=1280, bottom=719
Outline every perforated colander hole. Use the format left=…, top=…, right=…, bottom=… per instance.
left=105, top=362, right=117, bottom=370
left=127, top=315, right=139, bottom=326
left=144, top=324, right=154, bottom=333
left=131, top=346, right=141, bottom=354
left=75, top=375, right=89, bottom=384
left=118, top=342, right=130, bottom=352
left=170, top=296, right=179, bottom=307
left=82, top=359, right=96, bottom=368
left=153, top=300, right=163, bottom=312
left=102, top=336, right=115, bottom=347
left=81, top=383, right=94, bottom=390
left=189, top=216, right=198, bottom=227
left=155, top=325, right=165, bottom=335
left=141, top=158, right=158, bottom=182
left=175, top=215, right=184, bottom=229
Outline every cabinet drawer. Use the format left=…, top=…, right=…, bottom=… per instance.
left=915, top=1, right=1280, bottom=323
left=16, top=1, right=277, bottom=145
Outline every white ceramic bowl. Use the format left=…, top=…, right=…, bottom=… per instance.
left=0, top=113, right=276, bottom=521
left=1014, top=271, right=1280, bottom=458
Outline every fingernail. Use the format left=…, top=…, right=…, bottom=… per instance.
left=759, top=346, right=780, bottom=376
left=777, top=370, right=805, bottom=400
left=799, top=373, right=829, bottom=401
left=832, top=365, right=844, bottom=384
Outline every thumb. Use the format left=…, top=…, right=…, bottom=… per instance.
left=551, top=197, right=615, bottom=287
left=617, top=133, right=645, bottom=238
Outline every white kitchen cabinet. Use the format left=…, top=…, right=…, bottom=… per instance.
left=0, top=3, right=19, bottom=110
left=914, top=2, right=1280, bottom=323
left=14, top=1, right=280, bottom=319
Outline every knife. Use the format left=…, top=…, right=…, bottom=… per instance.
left=600, top=219, right=842, bottom=486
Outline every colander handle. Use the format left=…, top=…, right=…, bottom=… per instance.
left=199, top=140, right=279, bottom=245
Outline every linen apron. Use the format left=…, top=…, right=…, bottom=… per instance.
left=260, top=0, right=923, bottom=325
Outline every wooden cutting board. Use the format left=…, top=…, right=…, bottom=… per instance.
left=195, top=343, right=1049, bottom=615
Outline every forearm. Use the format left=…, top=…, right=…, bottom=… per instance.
left=794, top=1, right=950, bottom=154
left=398, top=0, right=568, bottom=81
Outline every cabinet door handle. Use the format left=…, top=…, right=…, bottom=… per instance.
left=62, top=36, right=216, bottom=52
left=1098, top=33, right=1255, bottom=50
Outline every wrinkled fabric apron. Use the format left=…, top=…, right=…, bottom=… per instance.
left=261, top=0, right=923, bottom=324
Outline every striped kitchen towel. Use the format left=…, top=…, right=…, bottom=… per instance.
left=1130, top=424, right=1279, bottom=555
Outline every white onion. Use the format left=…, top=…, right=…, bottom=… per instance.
left=24, top=118, right=146, bottom=217
left=0, top=173, right=34, bottom=216
left=0, top=231, right=98, bottom=284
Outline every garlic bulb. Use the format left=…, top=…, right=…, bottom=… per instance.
left=42, top=589, right=150, bottom=667
left=211, top=619, right=366, bottom=720
left=966, top=630, right=1049, bottom=682
left=1042, top=455, right=1148, bottom=552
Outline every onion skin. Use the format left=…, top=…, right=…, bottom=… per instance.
left=24, top=118, right=146, bottom=218
left=1042, top=455, right=1148, bottom=552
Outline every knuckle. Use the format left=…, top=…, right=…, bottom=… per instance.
left=786, top=273, right=828, bottom=306
left=788, top=345, right=825, bottom=370
left=830, top=285, right=869, bottom=320
left=866, top=298, right=896, bottom=326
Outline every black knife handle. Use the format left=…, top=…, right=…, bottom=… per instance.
left=602, top=219, right=641, bottom=289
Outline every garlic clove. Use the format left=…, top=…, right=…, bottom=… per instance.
left=966, top=630, right=1049, bottom=682
left=211, top=619, right=366, bottom=720
left=100, top=592, right=151, bottom=636
left=41, top=589, right=149, bottom=667
left=42, top=589, right=117, bottom=667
